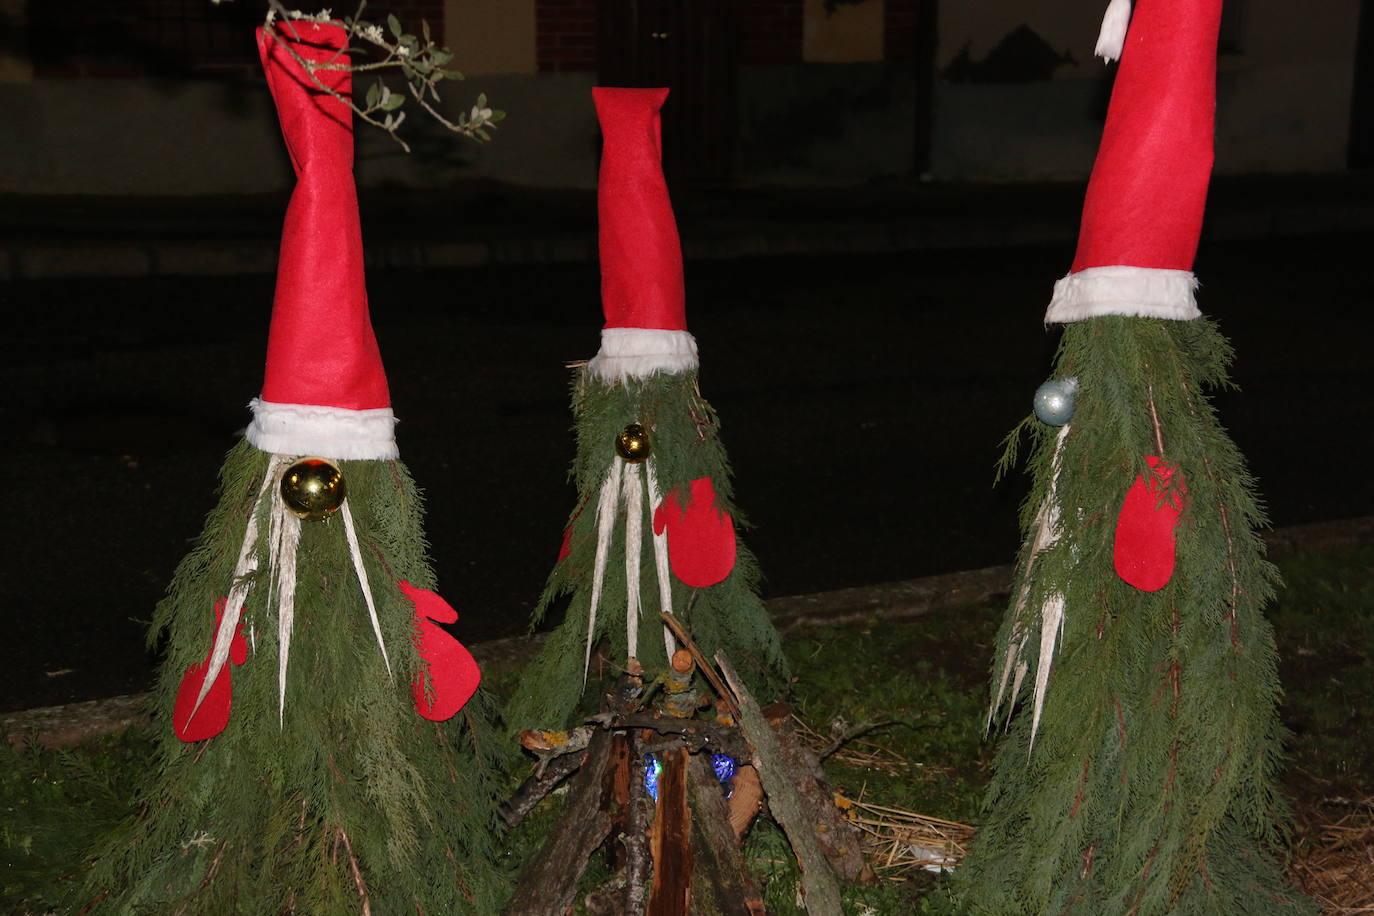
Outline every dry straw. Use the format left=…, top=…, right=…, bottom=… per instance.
left=1292, top=797, right=1374, bottom=913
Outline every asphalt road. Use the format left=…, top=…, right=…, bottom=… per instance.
left=4, top=234, right=1372, bottom=712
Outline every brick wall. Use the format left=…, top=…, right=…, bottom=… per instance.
left=378, top=0, right=446, bottom=28
left=741, top=0, right=804, bottom=66
left=29, top=0, right=257, bottom=77
left=26, top=1, right=447, bottom=78
left=536, top=0, right=597, bottom=72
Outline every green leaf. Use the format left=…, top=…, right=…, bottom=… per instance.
left=490, top=110, right=507, bottom=123
left=421, top=19, right=431, bottom=43
left=430, top=49, right=453, bottom=66
left=382, top=92, right=405, bottom=111
left=387, top=14, right=402, bottom=38
left=365, top=81, right=380, bottom=108
left=476, top=92, right=487, bottom=109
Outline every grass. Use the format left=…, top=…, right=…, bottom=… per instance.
left=3, top=544, right=1370, bottom=914
left=1, top=730, right=155, bottom=911
left=1271, top=547, right=1374, bottom=911
left=1275, top=547, right=1374, bottom=803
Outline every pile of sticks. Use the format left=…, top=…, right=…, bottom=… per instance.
left=502, top=614, right=874, bottom=916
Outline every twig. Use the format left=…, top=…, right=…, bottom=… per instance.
left=260, top=20, right=414, bottom=153
left=813, top=717, right=900, bottom=763
left=1145, top=380, right=1166, bottom=456
left=660, top=612, right=739, bottom=718
left=260, top=1, right=498, bottom=152
left=198, top=840, right=227, bottom=890
left=338, top=827, right=372, bottom=916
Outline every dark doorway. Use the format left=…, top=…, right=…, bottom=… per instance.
left=913, top=0, right=939, bottom=177
left=598, top=0, right=739, bottom=184
left=1351, top=0, right=1374, bottom=168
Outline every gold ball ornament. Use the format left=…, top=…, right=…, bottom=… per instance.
left=614, top=423, right=652, bottom=463
left=280, top=458, right=347, bottom=520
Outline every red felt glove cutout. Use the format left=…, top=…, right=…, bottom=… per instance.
left=173, top=598, right=248, bottom=742
left=1113, top=456, right=1187, bottom=592
left=400, top=581, right=481, bottom=722
left=653, top=477, right=737, bottom=588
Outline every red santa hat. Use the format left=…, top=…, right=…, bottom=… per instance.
left=1045, top=0, right=1222, bottom=323
left=245, top=22, right=398, bottom=460
left=585, top=87, right=699, bottom=382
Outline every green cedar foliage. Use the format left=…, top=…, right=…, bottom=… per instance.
left=505, top=369, right=787, bottom=733
left=1, top=730, right=151, bottom=911
left=81, top=441, right=504, bottom=914
left=956, top=317, right=1314, bottom=914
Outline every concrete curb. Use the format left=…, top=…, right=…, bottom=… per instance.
left=5, top=515, right=1370, bottom=749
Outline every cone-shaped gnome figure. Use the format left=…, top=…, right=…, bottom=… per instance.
left=81, top=23, right=500, bottom=914
left=957, top=2, right=1313, bottom=912
left=505, top=88, right=785, bottom=732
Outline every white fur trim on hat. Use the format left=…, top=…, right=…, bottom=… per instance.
left=585, top=327, right=699, bottom=383
left=1045, top=265, right=1201, bottom=323
left=245, top=399, right=399, bottom=460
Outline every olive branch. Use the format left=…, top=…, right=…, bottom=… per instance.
left=244, top=0, right=504, bottom=152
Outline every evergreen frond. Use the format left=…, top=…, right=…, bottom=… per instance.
left=505, top=369, right=787, bottom=733
left=957, top=317, right=1314, bottom=914
left=82, top=441, right=506, bottom=914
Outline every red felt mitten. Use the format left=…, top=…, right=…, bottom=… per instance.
left=1113, top=456, right=1186, bottom=592
left=173, top=598, right=249, bottom=742
left=401, top=581, right=481, bottom=722
left=653, top=477, right=737, bottom=588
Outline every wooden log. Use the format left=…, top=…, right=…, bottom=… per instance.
left=504, top=731, right=615, bottom=916
left=647, top=745, right=693, bottom=916
left=609, top=712, right=753, bottom=762
left=727, top=764, right=764, bottom=840
left=688, top=753, right=767, bottom=916
left=717, top=652, right=845, bottom=915
left=762, top=703, right=877, bottom=887
left=501, top=748, right=587, bottom=828
left=606, top=733, right=633, bottom=872
left=624, top=732, right=652, bottom=915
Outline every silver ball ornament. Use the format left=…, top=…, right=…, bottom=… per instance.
left=1033, top=378, right=1078, bottom=426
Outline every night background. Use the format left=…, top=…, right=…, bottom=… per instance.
left=2, top=0, right=1372, bottom=716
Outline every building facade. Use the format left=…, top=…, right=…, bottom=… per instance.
left=1, top=0, right=1368, bottom=194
